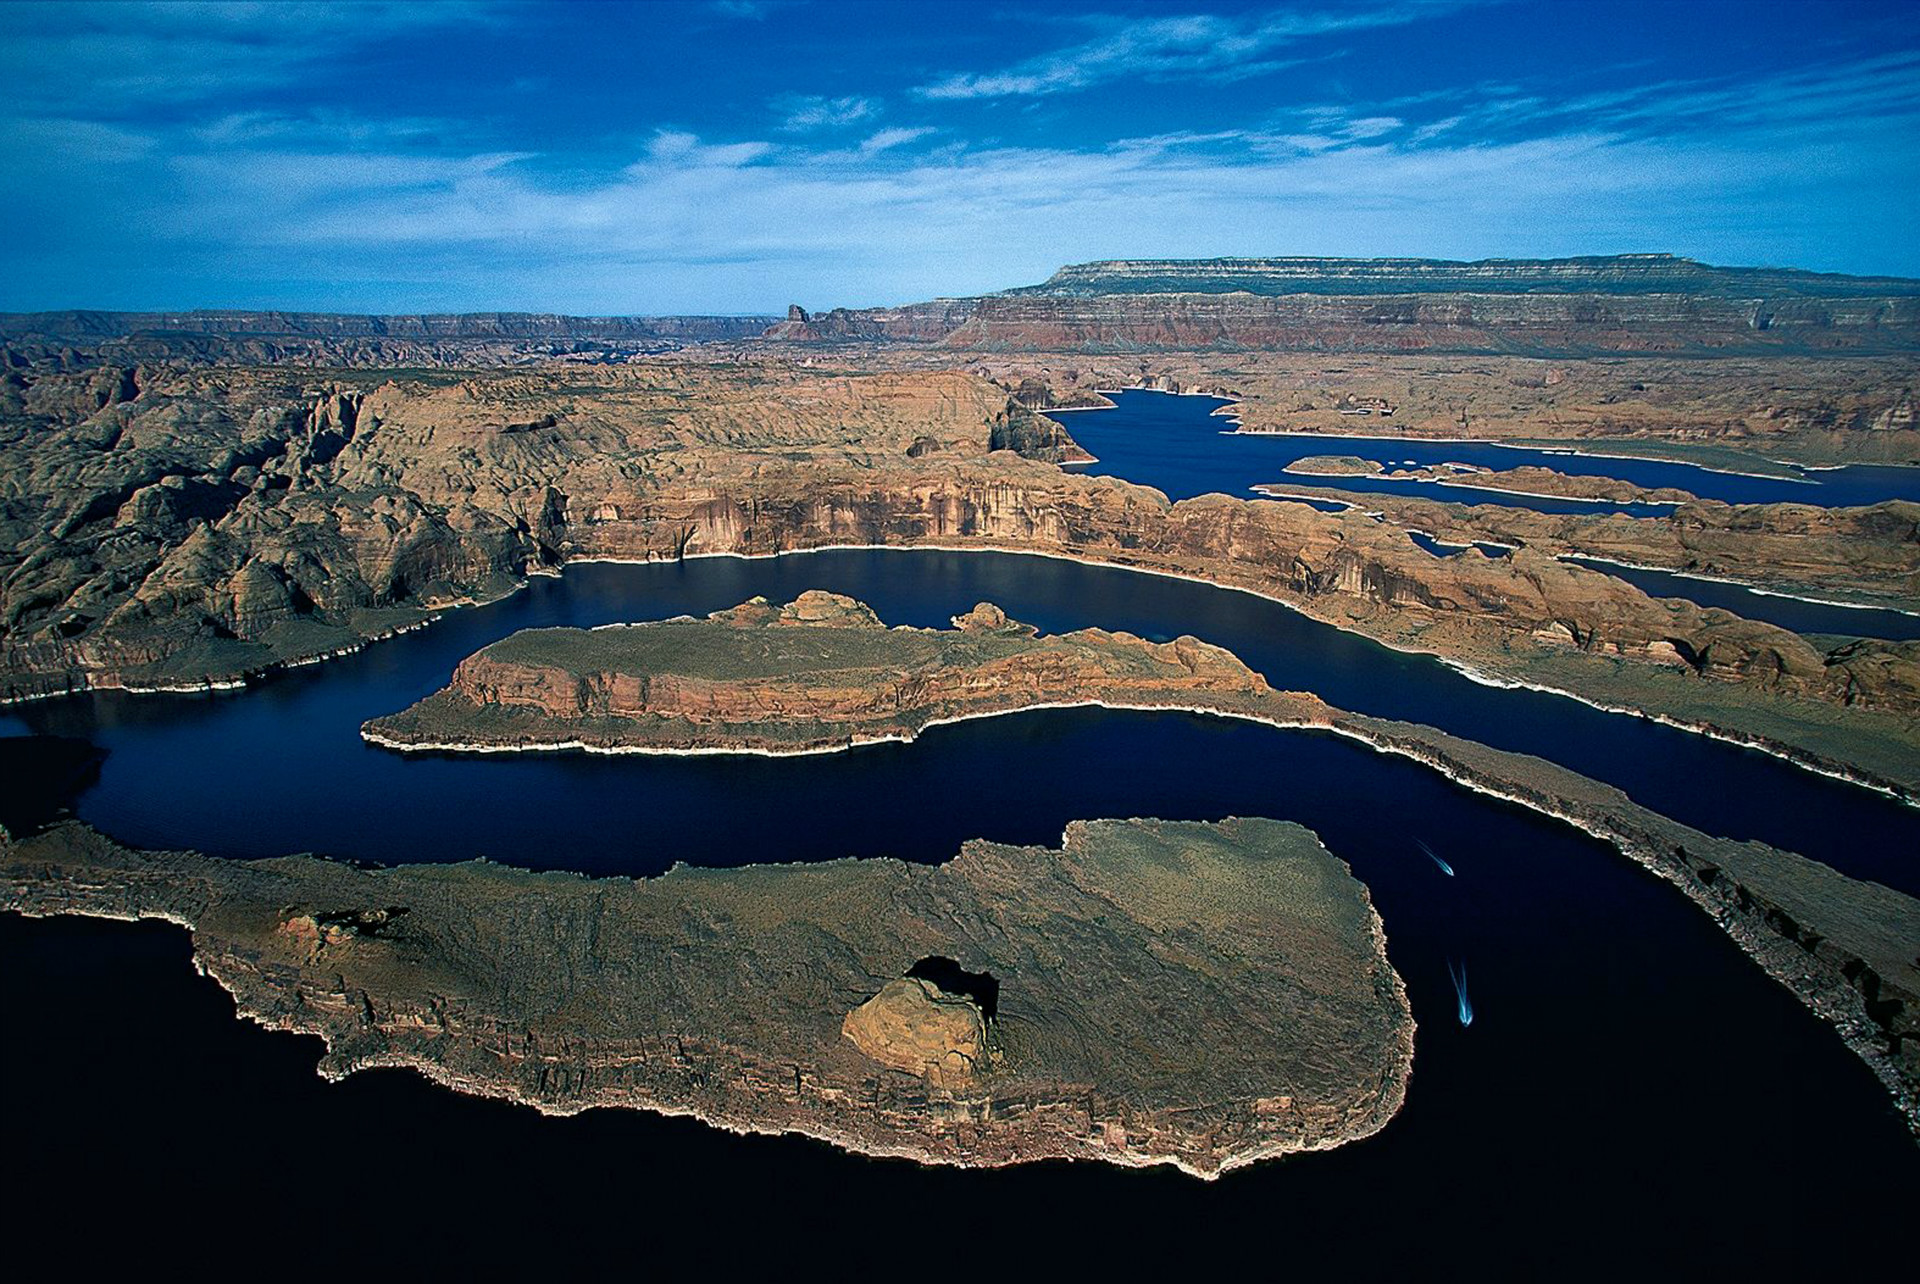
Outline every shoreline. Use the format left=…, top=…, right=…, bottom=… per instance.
left=11, top=538, right=1914, bottom=803
left=1560, top=553, right=1920, bottom=618
left=1428, top=651, right=1915, bottom=804
left=34, top=676, right=1919, bottom=1141
left=1224, top=426, right=1822, bottom=483
left=1268, top=472, right=1678, bottom=508
left=0, top=890, right=1410, bottom=1182
left=362, top=697, right=1326, bottom=758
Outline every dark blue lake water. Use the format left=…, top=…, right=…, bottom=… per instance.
left=1408, top=531, right=1514, bottom=559
left=1058, top=389, right=1920, bottom=511
left=13, top=552, right=1912, bottom=892
left=4, top=558, right=1916, bottom=1266
left=1062, top=390, right=1920, bottom=641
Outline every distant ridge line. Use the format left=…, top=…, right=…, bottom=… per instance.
left=1003, top=254, right=1920, bottom=300
left=0, top=310, right=776, bottom=342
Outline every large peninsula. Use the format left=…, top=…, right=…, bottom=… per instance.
left=0, top=814, right=1412, bottom=1178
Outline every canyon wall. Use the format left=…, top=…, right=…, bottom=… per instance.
left=936, top=292, right=1920, bottom=355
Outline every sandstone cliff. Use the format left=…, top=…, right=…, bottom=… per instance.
left=753, top=255, right=1920, bottom=355
left=4, top=359, right=1915, bottom=790
left=936, top=291, right=1920, bottom=355
left=363, top=591, right=1271, bottom=753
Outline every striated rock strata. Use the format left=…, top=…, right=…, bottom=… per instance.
left=363, top=591, right=1265, bottom=754
left=1276, top=458, right=1699, bottom=504
left=936, top=291, right=1920, bottom=356
left=756, top=256, right=1920, bottom=355
left=0, top=815, right=1413, bottom=1178
left=3, top=360, right=1915, bottom=794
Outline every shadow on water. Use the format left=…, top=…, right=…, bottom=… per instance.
left=0, top=734, right=101, bottom=835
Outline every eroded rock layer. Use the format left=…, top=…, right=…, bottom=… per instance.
left=2, top=359, right=1915, bottom=794
left=363, top=590, right=1266, bottom=753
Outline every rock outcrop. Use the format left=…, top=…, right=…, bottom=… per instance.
left=759, top=300, right=975, bottom=342
left=842, top=977, right=991, bottom=1086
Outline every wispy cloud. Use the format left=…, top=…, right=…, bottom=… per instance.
left=29, top=99, right=1907, bottom=312
left=774, top=94, right=881, bottom=131
left=859, top=126, right=936, bottom=154
left=914, top=3, right=1469, bottom=100
left=1, top=1, right=1914, bottom=311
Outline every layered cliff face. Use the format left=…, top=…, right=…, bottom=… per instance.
left=751, top=256, right=1920, bottom=355
left=363, top=591, right=1272, bottom=753
left=937, top=291, right=1920, bottom=355
left=566, top=461, right=1920, bottom=718
left=1009, top=255, right=1920, bottom=300
left=0, top=365, right=1043, bottom=695
left=4, top=358, right=1915, bottom=789
left=0, top=310, right=775, bottom=370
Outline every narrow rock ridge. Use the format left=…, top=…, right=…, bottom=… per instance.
left=1274, top=457, right=1700, bottom=504
left=362, top=591, right=1268, bottom=754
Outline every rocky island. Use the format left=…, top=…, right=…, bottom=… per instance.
left=363, top=590, right=1271, bottom=755
left=1275, top=457, right=1700, bottom=505
left=0, top=814, right=1413, bottom=1178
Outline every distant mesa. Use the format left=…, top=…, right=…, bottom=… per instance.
left=1001, top=254, right=1920, bottom=300
left=752, top=254, right=1920, bottom=354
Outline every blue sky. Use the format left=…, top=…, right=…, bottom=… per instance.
left=3, top=0, right=1917, bottom=314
